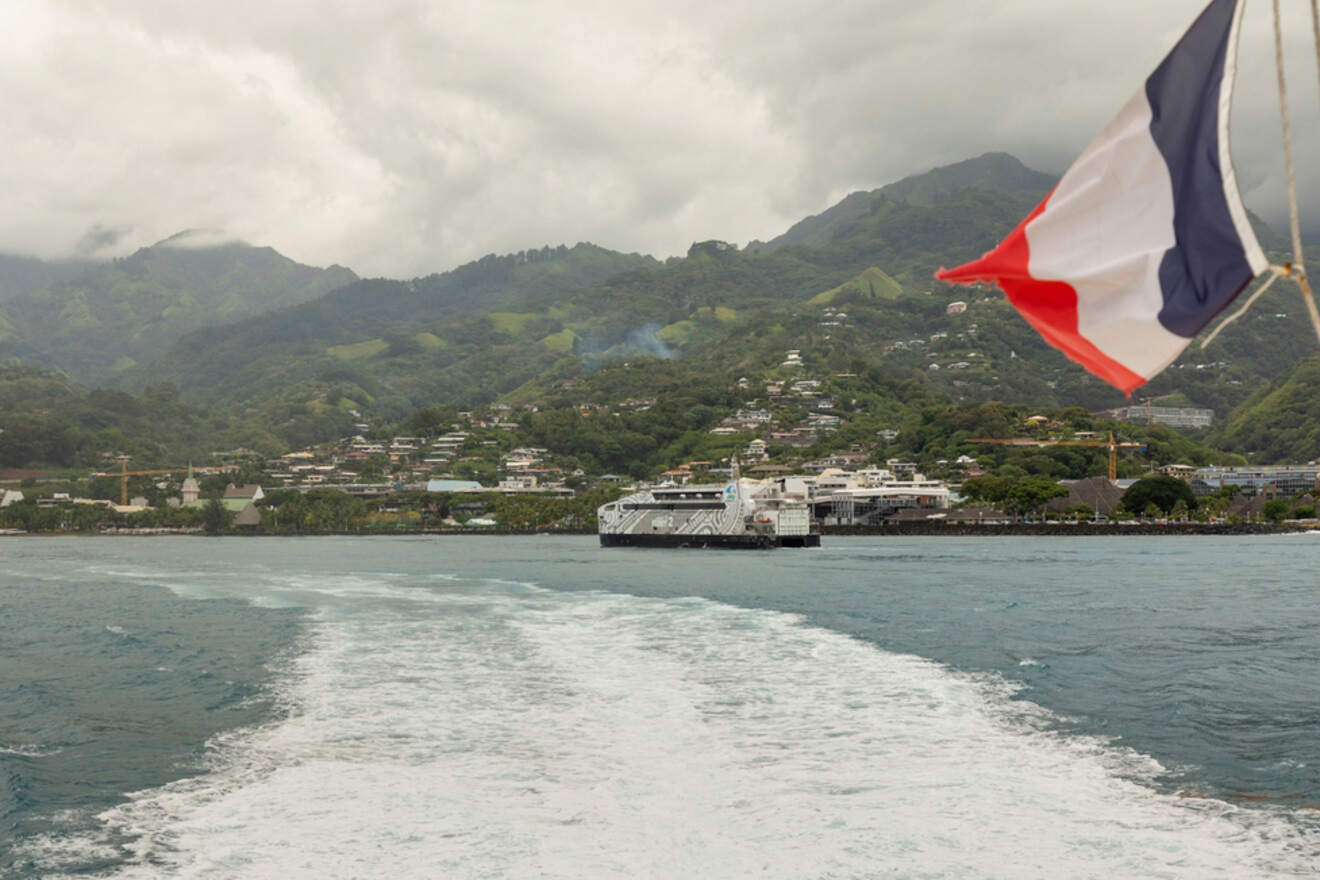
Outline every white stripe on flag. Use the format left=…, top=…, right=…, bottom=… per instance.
left=1218, top=0, right=1267, bottom=275
left=1025, top=88, right=1187, bottom=380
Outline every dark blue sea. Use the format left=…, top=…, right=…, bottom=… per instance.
left=2, top=535, right=1318, bottom=878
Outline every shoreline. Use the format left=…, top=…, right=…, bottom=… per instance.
left=2, top=523, right=1312, bottom=538
left=821, top=522, right=1313, bottom=537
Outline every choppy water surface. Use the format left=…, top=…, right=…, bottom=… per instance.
left=2, top=535, right=1318, bottom=878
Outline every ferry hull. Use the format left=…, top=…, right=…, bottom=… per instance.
left=599, top=533, right=820, bottom=549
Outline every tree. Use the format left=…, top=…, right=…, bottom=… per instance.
left=1121, top=475, right=1197, bottom=516
left=70, top=503, right=116, bottom=532
left=958, top=475, right=1007, bottom=505
left=202, top=499, right=234, bottom=535
left=1262, top=498, right=1290, bottom=523
left=1066, top=503, right=1094, bottom=523
left=1004, top=476, right=1067, bottom=519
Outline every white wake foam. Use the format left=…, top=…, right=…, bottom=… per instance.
left=25, top=578, right=1320, bottom=878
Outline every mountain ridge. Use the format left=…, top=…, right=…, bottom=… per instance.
left=0, top=151, right=1311, bottom=467
left=0, top=239, right=358, bottom=383
left=116, top=152, right=1312, bottom=432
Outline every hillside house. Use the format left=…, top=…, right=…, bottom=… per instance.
left=498, top=476, right=539, bottom=491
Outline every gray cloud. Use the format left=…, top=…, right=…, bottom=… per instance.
left=73, top=222, right=134, bottom=257
left=0, top=0, right=1316, bottom=278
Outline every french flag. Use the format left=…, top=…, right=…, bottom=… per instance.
left=936, top=0, right=1267, bottom=393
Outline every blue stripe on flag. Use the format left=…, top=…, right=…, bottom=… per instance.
left=1145, top=0, right=1255, bottom=338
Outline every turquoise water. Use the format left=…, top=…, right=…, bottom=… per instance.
left=2, top=535, right=1318, bottom=877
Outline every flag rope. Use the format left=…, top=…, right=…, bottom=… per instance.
left=1202, top=265, right=1285, bottom=346
left=1271, top=0, right=1320, bottom=340
left=1312, top=0, right=1320, bottom=99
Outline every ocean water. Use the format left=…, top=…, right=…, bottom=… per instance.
left=2, top=534, right=1318, bottom=878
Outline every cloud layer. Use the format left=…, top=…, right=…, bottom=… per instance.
left=1, top=0, right=1316, bottom=277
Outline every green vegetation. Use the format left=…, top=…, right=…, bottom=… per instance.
left=1, top=152, right=1317, bottom=481
left=201, top=498, right=234, bottom=534
left=0, top=238, right=356, bottom=383
left=413, top=332, right=447, bottom=350
left=327, top=339, right=390, bottom=360
left=808, top=267, right=903, bottom=305
left=1120, top=476, right=1198, bottom=516
left=1263, top=498, right=1291, bottom=523
left=539, top=328, right=578, bottom=353
left=959, top=473, right=1067, bottom=517
left=1207, top=354, right=1320, bottom=463
left=0, top=365, right=354, bottom=467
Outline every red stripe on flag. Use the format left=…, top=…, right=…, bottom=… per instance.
left=936, top=198, right=1147, bottom=395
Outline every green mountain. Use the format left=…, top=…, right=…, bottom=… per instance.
left=3, top=151, right=1313, bottom=465
left=116, top=153, right=1320, bottom=432
left=0, top=233, right=357, bottom=383
left=131, top=243, right=661, bottom=413
left=0, top=253, right=96, bottom=302
left=1, top=150, right=1303, bottom=473
left=132, top=154, right=1066, bottom=416
left=748, top=152, right=1055, bottom=253
left=1207, top=353, right=1320, bottom=462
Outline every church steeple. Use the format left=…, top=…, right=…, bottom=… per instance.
left=181, top=463, right=200, bottom=504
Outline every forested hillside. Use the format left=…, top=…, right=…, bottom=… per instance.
left=0, top=234, right=357, bottom=383
left=124, top=152, right=1314, bottom=435
left=0, top=253, right=94, bottom=302
left=1208, top=354, right=1320, bottom=463
left=1, top=153, right=1316, bottom=467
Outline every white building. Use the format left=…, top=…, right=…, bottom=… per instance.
left=777, top=468, right=951, bottom=526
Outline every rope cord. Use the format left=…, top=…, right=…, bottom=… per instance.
left=1202, top=266, right=1284, bottom=347
left=1273, top=0, right=1305, bottom=268
left=1312, top=0, right=1320, bottom=99
left=1271, top=0, right=1320, bottom=341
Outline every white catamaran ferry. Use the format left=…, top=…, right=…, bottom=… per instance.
left=597, top=479, right=819, bottom=548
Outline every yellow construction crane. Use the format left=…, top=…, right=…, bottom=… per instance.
left=967, top=430, right=1146, bottom=482
left=92, top=460, right=192, bottom=505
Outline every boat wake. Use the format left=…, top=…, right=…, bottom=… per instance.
left=18, top=573, right=1320, bottom=878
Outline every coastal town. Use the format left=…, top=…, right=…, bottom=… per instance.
left=2, top=355, right=1316, bottom=534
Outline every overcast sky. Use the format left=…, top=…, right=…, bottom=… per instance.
left=2, top=0, right=1317, bottom=278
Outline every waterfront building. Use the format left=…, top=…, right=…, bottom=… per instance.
left=1193, top=465, right=1320, bottom=496
left=779, top=468, right=951, bottom=526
